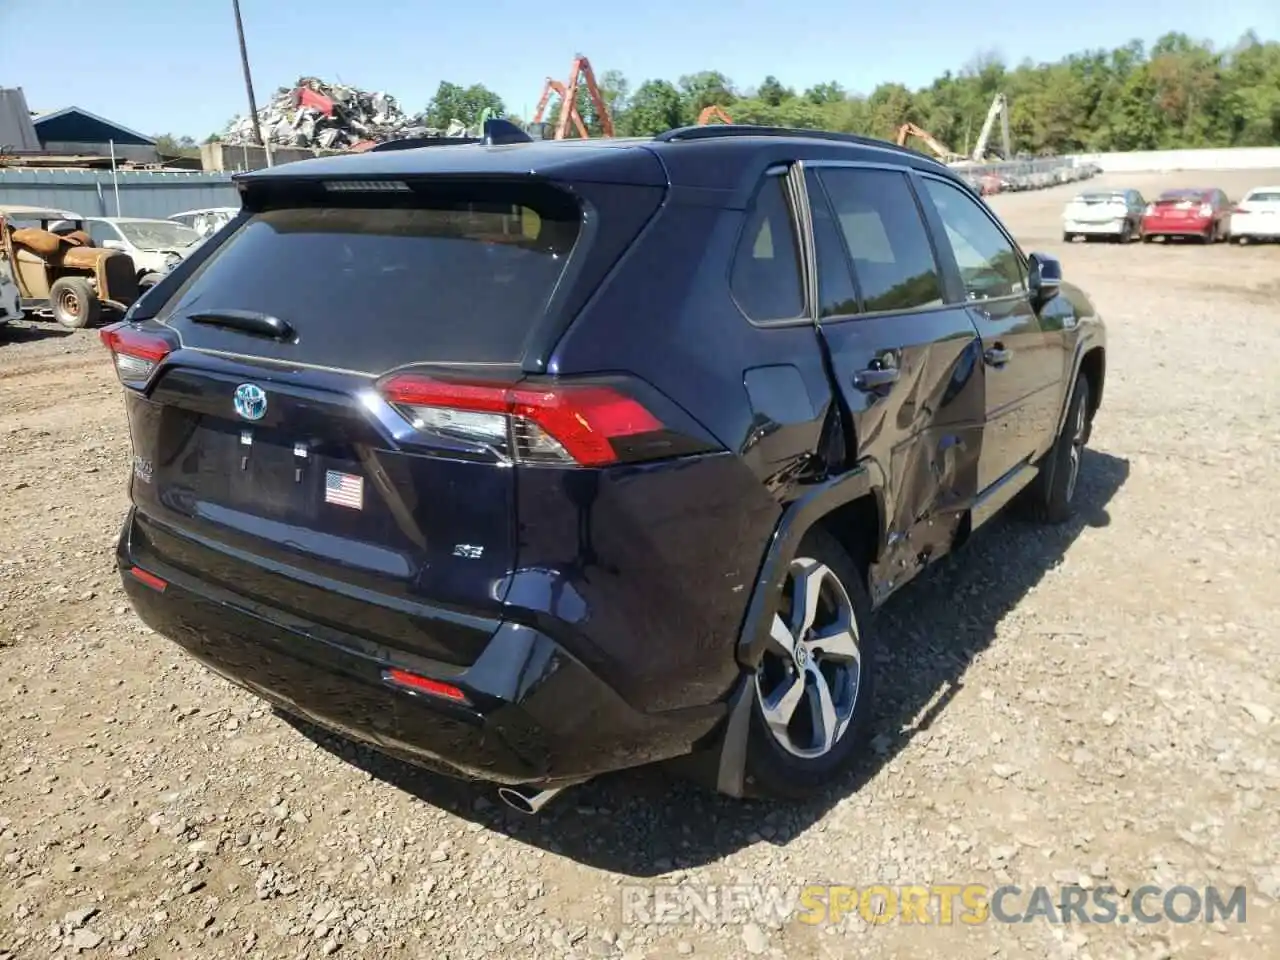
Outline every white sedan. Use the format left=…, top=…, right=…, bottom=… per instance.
left=168, top=207, right=238, bottom=238
left=80, top=217, right=203, bottom=287
left=1229, top=186, right=1280, bottom=244
left=1061, top=189, right=1147, bottom=242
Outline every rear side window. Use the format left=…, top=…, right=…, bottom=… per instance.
left=816, top=168, right=944, bottom=314
left=157, top=181, right=582, bottom=370
left=730, top=174, right=805, bottom=322
left=804, top=169, right=859, bottom=318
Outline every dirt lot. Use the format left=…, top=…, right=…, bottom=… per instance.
left=2, top=168, right=1279, bottom=960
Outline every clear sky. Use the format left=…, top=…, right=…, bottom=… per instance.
left=2, top=0, right=1276, bottom=141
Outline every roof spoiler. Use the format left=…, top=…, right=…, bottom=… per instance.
left=367, top=118, right=542, bottom=153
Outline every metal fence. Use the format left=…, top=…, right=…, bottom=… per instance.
left=0, top=168, right=238, bottom=218
left=949, top=157, right=1100, bottom=196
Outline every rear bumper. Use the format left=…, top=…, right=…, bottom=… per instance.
left=116, top=509, right=727, bottom=787
left=1230, top=215, right=1280, bottom=238
left=1141, top=217, right=1212, bottom=235
left=1063, top=217, right=1125, bottom=234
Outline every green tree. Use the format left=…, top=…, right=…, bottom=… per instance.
left=153, top=134, right=200, bottom=158
left=423, top=81, right=506, bottom=129
left=679, top=71, right=737, bottom=112
left=756, top=75, right=792, bottom=107
left=619, top=79, right=687, bottom=136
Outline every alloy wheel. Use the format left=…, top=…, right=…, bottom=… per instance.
left=755, top=557, right=862, bottom=759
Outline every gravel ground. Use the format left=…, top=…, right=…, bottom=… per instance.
left=2, top=168, right=1279, bottom=960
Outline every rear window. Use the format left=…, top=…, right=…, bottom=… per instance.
left=157, top=181, right=582, bottom=370
left=1245, top=190, right=1280, bottom=203
left=1156, top=190, right=1206, bottom=202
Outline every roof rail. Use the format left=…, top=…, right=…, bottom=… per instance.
left=653, top=123, right=946, bottom=164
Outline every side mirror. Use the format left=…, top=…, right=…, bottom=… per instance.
left=1027, top=252, right=1062, bottom=306
left=101, top=239, right=126, bottom=251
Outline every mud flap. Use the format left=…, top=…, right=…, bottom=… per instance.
left=712, top=672, right=755, bottom=797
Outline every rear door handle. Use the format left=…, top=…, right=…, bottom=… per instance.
left=853, top=366, right=900, bottom=390
left=984, top=346, right=1012, bottom=367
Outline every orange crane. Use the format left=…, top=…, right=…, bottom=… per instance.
left=894, top=122, right=965, bottom=163
left=696, top=105, right=733, bottom=125
left=532, top=55, right=614, bottom=139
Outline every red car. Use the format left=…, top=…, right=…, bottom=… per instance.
left=1141, top=188, right=1232, bottom=243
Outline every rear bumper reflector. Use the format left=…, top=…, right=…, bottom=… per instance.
left=382, top=667, right=470, bottom=705
left=128, top=566, right=168, bottom=592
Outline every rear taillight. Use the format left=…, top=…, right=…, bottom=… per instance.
left=100, top=323, right=173, bottom=385
left=1199, top=203, right=1213, bottom=217
left=1233, top=206, right=1248, bottom=214
left=378, top=373, right=667, bottom=467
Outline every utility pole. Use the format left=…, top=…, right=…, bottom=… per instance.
left=231, top=0, right=266, bottom=149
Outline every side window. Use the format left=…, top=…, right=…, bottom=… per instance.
left=920, top=177, right=1027, bottom=301
left=730, top=174, right=804, bottom=322
left=817, top=168, right=944, bottom=314
left=88, top=221, right=117, bottom=247
left=804, top=169, right=859, bottom=319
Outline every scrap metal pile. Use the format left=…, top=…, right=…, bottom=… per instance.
left=220, top=77, right=469, bottom=151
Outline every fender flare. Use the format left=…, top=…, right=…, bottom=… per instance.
left=713, top=462, right=886, bottom=797
left=1052, top=332, right=1105, bottom=440
left=1040, top=334, right=1105, bottom=504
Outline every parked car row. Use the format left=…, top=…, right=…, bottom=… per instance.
left=1061, top=185, right=1280, bottom=244
left=956, top=160, right=1102, bottom=197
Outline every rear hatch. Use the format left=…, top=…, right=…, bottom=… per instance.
left=1068, top=194, right=1126, bottom=222
left=109, top=169, right=666, bottom=666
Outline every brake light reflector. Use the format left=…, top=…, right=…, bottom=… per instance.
left=127, top=566, right=168, bottom=592
left=379, top=373, right=664, bottom=467
left=100, top=323, right=173, bottom=384
left=382, top=668, right=469, bottom=704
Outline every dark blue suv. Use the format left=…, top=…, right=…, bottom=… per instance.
left=105, top=124, right=1105, bottom=813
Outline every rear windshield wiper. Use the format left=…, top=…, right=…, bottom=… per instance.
left=187, top=309, right=295, bottom=341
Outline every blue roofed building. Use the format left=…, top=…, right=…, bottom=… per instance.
left=32, top=106, right=159, bottom=164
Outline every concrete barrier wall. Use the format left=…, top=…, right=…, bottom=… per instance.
left=1069, top=148, right=1280, bottom=173
left=200, top=141, right=346, bottom=173
left=0, top=168, right=237, bottom=219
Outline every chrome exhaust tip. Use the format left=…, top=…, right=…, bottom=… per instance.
left=496, top=784, right=569, bottom=815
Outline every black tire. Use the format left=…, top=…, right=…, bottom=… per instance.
left=1142, top=232, right=1155, bottom=243
left=1062, top=232, right=1073, bottom=243
left=1024, top=375, right=1091, bottom=525
left=743, top=526, right=875, bottom=801
left=49, top=277, right=100, bottom=329
left=1233, top=235, right=1248, bottom=246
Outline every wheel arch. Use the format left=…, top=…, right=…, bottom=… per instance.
left=710, top=464, right=885, bottom=797
left=733, top=465, right=885, bottom=670
left=1078, top=345, right=1105, bottom=421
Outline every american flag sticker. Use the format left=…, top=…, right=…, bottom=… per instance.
left=324, top=470, right=364, bottom=510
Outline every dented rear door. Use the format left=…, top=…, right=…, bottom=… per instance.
left=801, top=163, right=985, bottom=596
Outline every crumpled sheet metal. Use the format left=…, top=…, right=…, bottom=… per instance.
left=220, top=76, right=473, bottom=151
